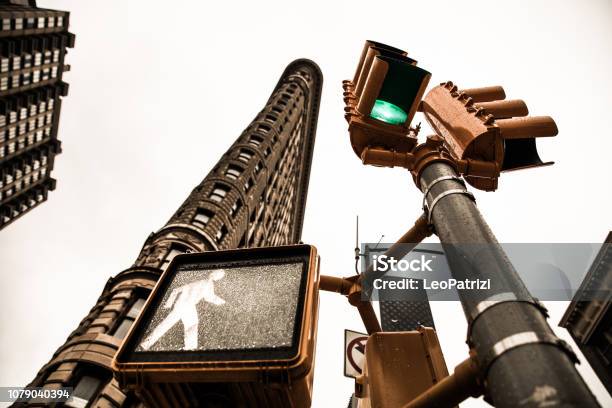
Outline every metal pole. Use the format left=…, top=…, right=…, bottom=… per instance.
left=358, top=214, right=432, bottom=334
left=403, top=357, right=482, bottom=408
left=419, top=162, right=599, bottom=408
left=360, top=214, right=431, bottom=297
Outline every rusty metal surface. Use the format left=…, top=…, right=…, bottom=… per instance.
left=380, top=300, right=435, bottom=331
left=361, top=329, right=449, bottom=408
left=421, top=81, right=558, bottom=191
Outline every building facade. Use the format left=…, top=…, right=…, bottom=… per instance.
left=18, top=59, right=322, bottom=407
left=560, top=232, right=612, bottom=395
left=0, top=0, right=74, bottom=230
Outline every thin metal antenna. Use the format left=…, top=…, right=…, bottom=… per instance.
left=355, top=215, right=359, bottom=252
left=374, top=234, right=385, bottom=250
left=354, top=215, right=361, bottom=274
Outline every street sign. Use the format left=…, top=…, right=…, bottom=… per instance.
left=113, top=244, right=319, bottom=408
left=344, top=329, right=368, bottom=378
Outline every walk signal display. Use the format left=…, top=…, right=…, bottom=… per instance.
left=113, top=245, right=319, bottom=408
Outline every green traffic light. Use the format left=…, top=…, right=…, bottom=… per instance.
left=370, top=99, right=407, bottom=125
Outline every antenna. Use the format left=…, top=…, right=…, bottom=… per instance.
left=354, top=215, right=361, bottom=274
left=374, top=234, right=385, bottom=250
left=355, top=215, right=359, bottom=255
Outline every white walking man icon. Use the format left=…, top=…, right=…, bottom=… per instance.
left=140, top=269, right=226, bottom=351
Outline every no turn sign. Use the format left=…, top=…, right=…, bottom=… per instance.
left=344, top=329, right=368, bottom=378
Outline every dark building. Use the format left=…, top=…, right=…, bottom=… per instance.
left=19, top=60, right=322, bottom=407
left=0, top=0, right=74, bottom=230
left=560, top=232, right=612, bottom=394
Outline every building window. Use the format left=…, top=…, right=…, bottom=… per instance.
left=161, top=245, right=187, bottom=268
left=238, top=149, right=253, bottom=163
left=254, top=162, right=262, bottom=175
left=65, top=375, right=104, bottom=408
left=209, top=184, right=229, bottom=203
left=216, top=224, right=228, bottom=243
left=225, top=165, right=243, bottom=180
left=230, top=199, right=242, bottom=218
left=249, top=135, right=263, bottom=147
left=244, top=178, right=253, bottom=192
left=238, top=233, right=247, bottom=248
left=192, top=208, right=214, bottom=228
left=112, top=298, right=146, bottom=340
left=258, top=124, right=271, bottom=133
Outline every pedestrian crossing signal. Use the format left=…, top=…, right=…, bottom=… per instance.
left=112, top=244, right=319, bottom=408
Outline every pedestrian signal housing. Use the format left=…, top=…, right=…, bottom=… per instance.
left=112, top=244, right=319, bottom=408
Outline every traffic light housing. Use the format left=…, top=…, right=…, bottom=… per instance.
left=113, top=245, right=319, bottom=408
left=344, top=41, right=431, bottom=159
left=355, top=328, right=450, bottom=408
left=421, top=81, right=558, bottom=190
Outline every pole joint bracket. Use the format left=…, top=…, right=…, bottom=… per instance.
left=477, top=331, right=579, bottom=378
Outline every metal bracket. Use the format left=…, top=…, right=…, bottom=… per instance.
left=421, top=175, right=474, bottom=224
left=421, top=175, right=465, bottom=207
left=424, top=188, right=475, bottom=224
left=479, top=331, right=579, bottom=376
left=466, top=293, right=551, bottom=345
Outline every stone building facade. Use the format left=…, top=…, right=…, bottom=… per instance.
left=18, top=59, right=322, bottom=407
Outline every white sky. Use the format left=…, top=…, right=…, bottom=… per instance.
left=1, top=1, right=611, bottom=407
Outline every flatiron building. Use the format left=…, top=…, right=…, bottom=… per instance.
left=18, top=59, right=322, bottom=407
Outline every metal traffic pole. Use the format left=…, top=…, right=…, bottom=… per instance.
left=343, top=40, right=600, bottom=407
left=419, top=161, right=600, bottom=408
left=319, top=215, right=432, bottom=335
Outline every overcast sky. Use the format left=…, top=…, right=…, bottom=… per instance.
left=1, top=1, right=611, bottom=407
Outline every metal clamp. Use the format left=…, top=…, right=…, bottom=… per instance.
left=479, top=331, right=579, bottom=376
left=466, top=293, right=551, bottom=344
left=424, top=189, right=476, bottom=224
left=421, top=175, right=465, bottom=210
left=471, top=292, right=518, bottom=320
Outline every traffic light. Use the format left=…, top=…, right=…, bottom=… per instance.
left=344, top=41, right=431, bottom=159
left=113, top=245, right=319, bottom=408
left=345, top=40, right=408, bottom=103
left=421, top=81, right=558, bottom=191
left=355, top=328, right=450, bottom=408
